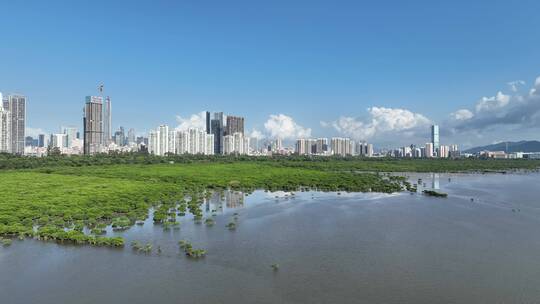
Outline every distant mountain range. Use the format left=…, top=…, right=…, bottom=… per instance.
left=464, top=141, right=540, bottom=154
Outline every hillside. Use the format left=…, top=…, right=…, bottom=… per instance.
left=464, top=141, right=540, bottom=154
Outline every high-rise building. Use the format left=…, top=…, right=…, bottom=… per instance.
left=225, top=115, right=244, bottom=136
left=331, top=137, right=354, bottom=156
left=114, top=130, right=124, bottom=146
left=295, top=138, right=317, bottom=155
left=3, top=94, right=26, bottom=155
left=439, top=145, right=449, bottom=158
left=174, top=128, right=214, bottom=155
left=0, top=103, right=11, bottom=153
left=223, top=132, right=249, bottom=155
left=367, top=144, right=373, bottom=157
left=425, top=142, right=434, bottom=158
left=83, top=96, right=104, bottom=154
left=211, top=112, right=224, bottom=154
left=127, top=128, right=136, bottom=145
left=25, top=136, right=34, bottom=147
left=158, top=125, right=169, bottom=155
left=38, top=134, right=45, bottom=148
left=148, top=130, right=160, bottom=155
left=113, top=126, right=126, bottom=146
left=315, top=138, right=328, bottom=154
left=431, top=125, right=439, bottom=156
left=449, top=144, right=460, bottom=158
left=168, top=130, right=176, bottom=154
left=274, top=138, right=283, bottom=151
left=50, top=133, right=67, bottom=149
left=63, top=126, right=78, bottom=148
left=103, top=96, right=112, bottom=145
left=205, top=111, right=211, bottom=134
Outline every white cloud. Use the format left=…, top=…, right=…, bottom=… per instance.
left=264, top=114, right=311, bottom=139
left=328, top=107, right=431, bottom=141
left=452, top=75, right=540, bottom=133
left=507, top=80, right=525, bottom=92
left=26, top=127, right=48, bottom=137
left=475, top=91, right=510, bottom=112
left=249, top=129, right=265, bottom=140
left=175, top=111, right=206, bottom=131
left=450, top=109, right=474, bottom=121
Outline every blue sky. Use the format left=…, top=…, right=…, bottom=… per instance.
left=1, top=0, right=540, bottom=148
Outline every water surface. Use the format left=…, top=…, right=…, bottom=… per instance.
left=2, top=173, right=540, bottom=304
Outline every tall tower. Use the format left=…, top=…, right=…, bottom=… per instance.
left=83, top=96, right=104, bottom=154
left=103, top=96, right=112, bottom=146
left=3, top=94, right=26, bottom=155
left=0, top=95, right=11, bottom=153
left=431, top=125, right=439, bottom=156
left=205, top=111, right=211, bottom=134
left=211, top=112, right=224, bottom=154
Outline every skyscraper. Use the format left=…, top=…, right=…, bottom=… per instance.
left=0, top=102, right=11, bottom=153
left=431, top=125, right=439, bottom=156
left=211, top=112, right=224, bottom=154
left=205, top=111, right=211, bottom=134
left=38, top=134, right=45, bottom=148
left=83, top=96, right=103, bottom=154
left=158, top=125, right=169, bottom=155
left=103, top=96, right=112, bottom=145
left=3, top=94, right=26, bottom=155
left=225, top=115, right=244, bottom=136
left=127, top=128, right=136, bottom=145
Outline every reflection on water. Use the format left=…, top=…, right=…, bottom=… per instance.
left=2, top=173, right=540, bottom=304
left=432, top=173, right=440, bottom=189
left=203, top=190, right=245, bottom=214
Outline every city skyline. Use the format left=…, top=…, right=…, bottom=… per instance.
left=2, top=1, right=540, bottom=148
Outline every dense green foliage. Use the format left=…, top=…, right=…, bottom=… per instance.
left=1, top=152, right=540, bottom=172
left=0, top=153, right=538, bottom=247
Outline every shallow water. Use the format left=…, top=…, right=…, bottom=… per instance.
left=2, top=173, right=540, bottom=304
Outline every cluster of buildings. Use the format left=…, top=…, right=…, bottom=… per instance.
left=385, top=125, right=460, bottom=158
left=476, top=150, right=540, bottom=159
left=4, top=87, right=540, bottom=160
left=294, top=137, right=374, bottom=157
left=147, top=112, right=249, bottom=156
